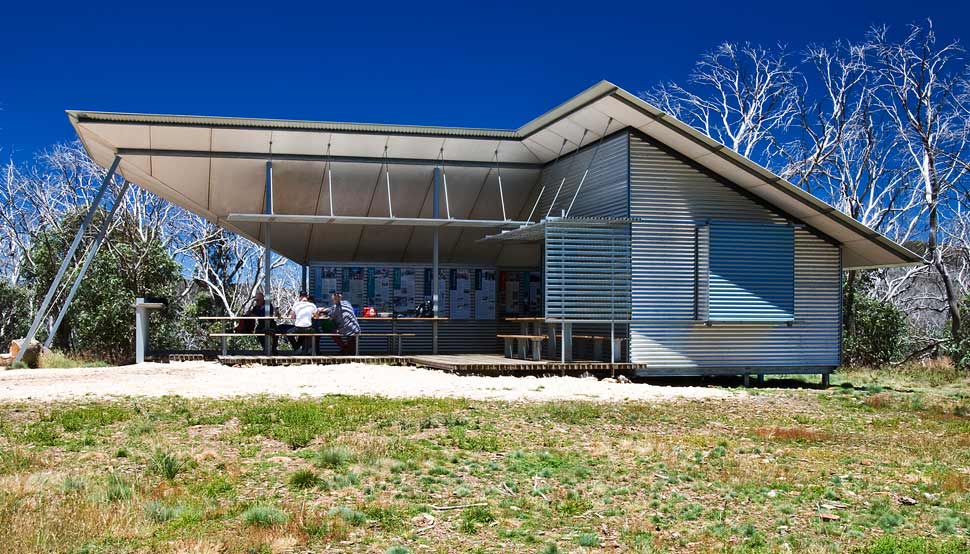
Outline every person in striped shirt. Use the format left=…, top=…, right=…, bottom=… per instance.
left=321, top=292, right=360, bottom=355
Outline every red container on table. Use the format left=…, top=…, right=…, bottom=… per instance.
left=362, top=306, right=377, bottom=318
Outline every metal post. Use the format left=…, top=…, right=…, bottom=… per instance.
left=301, top=265, right=309, bottom=292
left=45, top=180, right=131, bottom=348
left=263, top=161, right=273, bottom=355
left=14, top=156, right=120, bottom=365
left=135, top=298, right=149, bottom=363
left=432, top=167, right=440, bottom=354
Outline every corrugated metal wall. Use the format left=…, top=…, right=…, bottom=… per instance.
left=628, top=133, right=841, bottom=372
left=529, top=131, right=629, bottom=219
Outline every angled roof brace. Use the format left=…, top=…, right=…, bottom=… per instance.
left=566, top=117, right=613, bottom=217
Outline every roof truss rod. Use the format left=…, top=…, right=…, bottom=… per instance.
left=115, top=148, right=545, bottom=170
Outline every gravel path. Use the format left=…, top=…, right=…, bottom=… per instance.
left=0, top=361, right=739, bottom=402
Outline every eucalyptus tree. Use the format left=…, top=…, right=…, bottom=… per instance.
left=869, top=21, right=970, bottom=340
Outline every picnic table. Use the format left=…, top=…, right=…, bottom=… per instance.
left=503, top=317, right=559, bottom=360
left=199, top=315, right=445, bottom=355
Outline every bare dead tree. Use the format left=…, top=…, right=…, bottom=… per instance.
left=870, top=21, right=970, bottom=339
left=642, top=42, right=799, bottom=163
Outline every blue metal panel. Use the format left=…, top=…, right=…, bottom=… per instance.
left=707, top=221, right=794, bottom=322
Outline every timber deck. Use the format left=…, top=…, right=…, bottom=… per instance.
left=217, top=353, right=645, bottom=375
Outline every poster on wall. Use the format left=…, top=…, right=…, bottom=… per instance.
left=528, top=272, right=542, bottom=314
left=498, top=270, right=541, bottom=315
left=393, top=269, right=416, bottom=313
left=372, top=268, right=392, bottom=311
left=320, top=268, right=338, bottom=299
left=474, top=269, right=495, bottom=320
left=346, top=267, right=366, bottom=309
left=449, top=268, right=471, bottom=319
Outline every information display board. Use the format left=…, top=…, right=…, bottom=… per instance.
left=311, top=264, right=506, bottom=319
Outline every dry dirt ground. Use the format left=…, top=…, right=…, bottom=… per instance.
left=0, top=361, right=738, bottom=402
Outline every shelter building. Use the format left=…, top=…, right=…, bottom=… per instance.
left=61, top=81, right=918, bottom=378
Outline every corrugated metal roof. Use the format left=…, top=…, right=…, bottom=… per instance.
left=66, top=79, right=921, bottom=268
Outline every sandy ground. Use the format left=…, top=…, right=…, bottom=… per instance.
left=0, top=361, right=739, bottom=403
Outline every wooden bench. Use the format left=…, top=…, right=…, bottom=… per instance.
left=209, top=332, right=416, bottom=356
left=555, top=334, right=628, bottom=362
left=497, top=334, right=547, bottom=361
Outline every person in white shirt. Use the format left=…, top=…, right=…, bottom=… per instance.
left=273, top=292, right=322, bottom=355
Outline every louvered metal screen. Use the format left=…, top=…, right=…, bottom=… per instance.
left=544, top=221, right=632, bottom=321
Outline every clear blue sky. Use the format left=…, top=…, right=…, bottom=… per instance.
left=2, top=0, right=967, bottom=161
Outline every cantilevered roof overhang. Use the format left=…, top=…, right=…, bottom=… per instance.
left=68, top=80, right=920, bottom=269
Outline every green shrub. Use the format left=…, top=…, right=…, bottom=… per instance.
left=0, top=281, right=29, bottom=347
left=241, top=505, right=288, bottom=527
left=843, top=293, right=908, bottom=367
left=946, top=295, right=970, bottom=371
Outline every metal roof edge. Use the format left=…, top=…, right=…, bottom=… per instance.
left=606, top=88, right=922, bottom=267
left=66, top=110, right=519, bottom=140
left=515, top=80, right=620, bottom=138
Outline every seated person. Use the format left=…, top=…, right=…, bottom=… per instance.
left=235, top=292, right=272, bottom=334
left=273, top=291, right=323, bottom=355
left=320, top=292, right=360, bottom=355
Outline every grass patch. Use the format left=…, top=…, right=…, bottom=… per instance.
left=317, top=445, right=354, bottom=468
left=753, top=426, right=830, bottom=442
left=287, top=468, right=320, bottom=490
left=241, top=505, right=288, bottom=527
left=104, top=473, right=132, bottom=502
left=0, top=390, right=967, bottom=553
left=0, top=448, right=36, bottom=475
left=38, top=350, right=108, bottom=369
left=149, top=448, right=189, bottom=480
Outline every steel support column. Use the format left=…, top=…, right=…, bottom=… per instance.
left=14, top=156, right=121, bottom=365
left=432, top=167, right=440, bottom=354
left=45, top=179, right=131, bottom=348
left=263, top=161, right=273, bottom=355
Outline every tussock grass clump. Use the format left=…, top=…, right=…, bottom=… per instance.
left=61, top=475, right=86, bottom=493
left=241, top=505, right=288, bottom=527
left=317, top=445, right=354, bottom=469
left=575, top=532, right=600, bottom=547
left=149, top=448, right=188, bottom=480
left=459, top=505, right=494, bottom=534
left=105, top=473, right=132, bottom=502
left=145, top=500, right=179, bottom=523
left=329, top=506, right=367, bottom=526
left=754, top=426, right=830, bottom=442
left=287, top=468, right=320, bottom=490
left=386, top=547, right=411, bottom=554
